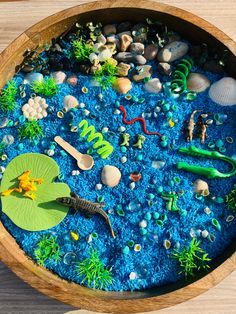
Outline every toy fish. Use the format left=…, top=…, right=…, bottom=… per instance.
left=56, top=192, right=116, bottom=238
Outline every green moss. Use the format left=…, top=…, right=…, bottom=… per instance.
left=172, top=238, right=211, bottom=277
left=225, top=188, right=236, bottom=212
left=0, top=142, right=6, bottom=155
left=34, top=235, right=62, bottom=266
left=0, top=80, right=18, bottom=112
left=93, top=60, right=117, bottom=89
left=18, top=120, right=44, bottom=142
left=72, top=38, right=94, bottom=62
left=31, top=77, right=59, bottom=97
left=76, top=249, right=113, bottom=289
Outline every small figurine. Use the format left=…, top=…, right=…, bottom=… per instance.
left=0, top=170, right=43, bottom=200
left=197, top=116, right=208, bottom=144
left=56, top=192, right=116, bottom=238
left=120, top=133, right=130, bottom=147
left=133, top=134, right=146, bottom=149
left=186, top=110, right=201, bottom=142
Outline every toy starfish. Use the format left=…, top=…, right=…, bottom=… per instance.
left=1, top=170, right=43, bottom=200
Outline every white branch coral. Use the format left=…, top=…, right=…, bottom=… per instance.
left=22, top=96, right=48, bottom=120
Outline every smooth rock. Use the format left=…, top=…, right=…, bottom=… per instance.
left=101, top=165, right=121, bottom=187
left=120, top=34, right=133, bottom=52
left=63, top=95, right=79, bottom=111
left=67, top=75, right=78, bottom=86
left=129, top=43, right=145, bottom=55
left=24, top=72, right=43, bottom=85
left=22, top=65, right=34, bottom=73
left=144, top=78, right=162, bottom=94
left=131, top=65, right=153, bottom=82
left=193, top=179, right=209, bottom=196
left=103, top=24, right=116, bottom=35
left=117, top=63, right=131, bottom=77
left=157, top=41, right=189, bottom=62
left=208, top=77, right=236, bottom=106
left=158, top=62, right=172, bottom=76
left=51, top=71, right=67, bottom=84
left=113, top=78, right=132, bottom=94
left=115, top=52, right=147, bottom=65
left=144, top=44, right=158, bottom=60
left=187, top=73, right=210, bottom=93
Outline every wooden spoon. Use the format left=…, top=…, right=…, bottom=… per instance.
left=54, top=136, right=94, bottom=171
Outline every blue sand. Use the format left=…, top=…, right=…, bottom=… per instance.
left=0, top=59, right=236, bottom=292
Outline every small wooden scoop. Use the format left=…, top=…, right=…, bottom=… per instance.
left=54, top=136, right=94, bottom=171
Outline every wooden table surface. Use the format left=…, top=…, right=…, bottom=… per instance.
left=0, top=0, right=235, bottom=313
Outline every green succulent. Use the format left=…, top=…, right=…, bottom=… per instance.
left=31, top=77, right=59, bottom=97
left=34, top=235, right=62, bottom=266
left=0, top=80, right=18, bottom=112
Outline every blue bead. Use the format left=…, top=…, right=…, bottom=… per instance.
left=136, top=154, right=143, bottom=161
left=145, top=212, right=152, bottom=220
left=120, top=146, right=127, bottom=153
left=156, top=186, right=163, bottom=193
left=160, top=141, right=168, bottom=147
left=153, top=212, right=160, bottom=219
left=122, top=246, right=130, bottom=254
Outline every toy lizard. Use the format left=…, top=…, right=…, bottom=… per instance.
left=0, top=170, right=43, bottom=200
left=56, top=192, right=116, bottom=238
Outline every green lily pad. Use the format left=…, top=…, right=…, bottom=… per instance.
left=0, top=153, right=71, bottom=231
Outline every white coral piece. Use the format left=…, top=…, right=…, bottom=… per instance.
left=22, top=96, right=48, bottom=120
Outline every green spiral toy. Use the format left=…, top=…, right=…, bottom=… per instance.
left=78, top=120, right=114, bottom=159
left=171, top=57, right=194, bottom=94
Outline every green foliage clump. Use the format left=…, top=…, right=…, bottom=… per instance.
left=0, top=142, right=6, bottom=155
left=0, top=80, right=18, bottom=112
left=72, top=38, right=93, bottom=62
left=225, top=188, right=236, bottom=212
left=18, top=119, right=44, bottom=142
left=93, top=60, right=117, bottom=89
left=34, top=235, right=62, bottom=266
left=31, top=77, right=59, bottom=97
left=76, top=249, right=113, bottom=289
left=172, top=238, right=211, bottom=277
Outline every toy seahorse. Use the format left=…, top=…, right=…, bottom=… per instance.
left=78, top=120, right=114, bottom=159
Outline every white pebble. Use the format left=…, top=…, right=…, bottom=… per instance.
left=129, top=182, right=136, bottom=190
left=83, top=109, right=90, bottom=116
left=0, top=166, right=5, bottom=173
left=204, top=207, right=211, bottom=215
left=72, top=170, right=80, bottom=176
left=129, top=272, right=137, bottom=280
left=120, top=156, right=127, bottom=163
left=139, top=220, right=147, bottom=228
left=86, top=235, right=93, bottom=243
left=118, top=126, right=126, bottom=132
left=114, top=109, right=121, bottom=114
left=102, top=127, right=109, bottom=133
left=46, top=149, right=55, bottom=156
left=95, top=183, right=102, bottom=190
left=78, top=103, right=86, bottom=108
left=201, top=230, right=209, bottom=238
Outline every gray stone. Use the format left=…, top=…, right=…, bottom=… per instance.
left=158, top=62, right=172, bottom=76
left=157, top=41, right=189, bottom=62
left=115, top=52, right=146, bottom=65
left=144, top=78, right=162, bottom=94
left=144, top=44, right=158, bottom=60
left=129, top=43, right=145, bottom=55
left=131, top=65, right=153, bottom=82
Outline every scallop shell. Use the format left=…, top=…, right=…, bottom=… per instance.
left=63, top=95, right=79, bottom=111
left=101, top=165, right=121, bottom=187
left=208, top=77, right=236, bottom=106
left=187, top=73, right=210, bottom=93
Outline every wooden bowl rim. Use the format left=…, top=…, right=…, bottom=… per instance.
left=0, top=1, right=235, bottom=312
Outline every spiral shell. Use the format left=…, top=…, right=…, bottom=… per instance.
left=208, top=77, right=236, bottom=106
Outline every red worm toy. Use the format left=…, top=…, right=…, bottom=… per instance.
left=119, top=106, right=161, bottom=136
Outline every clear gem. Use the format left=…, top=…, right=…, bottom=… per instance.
left=128, top=200, right=141, bottom=212
left=152, top=160, right=165, bottom=169
left=63, top=252, right=78, bottom=265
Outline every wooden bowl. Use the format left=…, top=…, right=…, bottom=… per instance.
left=0, top=1, right=235, bottom=312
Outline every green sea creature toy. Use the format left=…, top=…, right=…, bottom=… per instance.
left=225, top=187, right=236, bottom=212
left=0, top=79, right=18, bottom=112
left=172, top=238, right=211, bottom=277
left=18, top=119, right=44, bottom=142
left=133, top=134, right=146, bottom=149
left=176, top=146, right=236, bottom=179
left=72, top=38, right=93, bottom=62
left=120, top=133, right=130, bottom=147
left=161, top=191, right=180, bottom=211
left=34, top=235, right=62, bottom=266
left=31, top=77, right=59, bottom=97
left=76, top=249, right=113, bottom=289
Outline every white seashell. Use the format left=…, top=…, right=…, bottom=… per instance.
left=193, top=179, right=209, bottom=196
left=114, top=109, right=121, bottom=114
left=134, top=244, right=141, bottom=252
left=89, top=52, right=99, bottom=64
left=139, top=220, right=147, bottom=228
left=129, top=272, right=137, bottom=280
left=157, top=41, right=189, bottom=62
left=51, top=71, right=67, bottom=84
left=97, top=34, right=107, bottom=45
left=208, top=77, right=236, bottom=106
left=93, top=43, right=103, bottom=53
left=86, top=235, right=93, bottom=243
left=83, top=109, right=90, bottom=116
left=129, top=182, right=135, bottom=190
left=118, top=126, right=126, bottom=132
left=206, top=119, right=213, bottom=125
left=46, top=149, right=55, bottom=156
left=187, top=73, right=210, bottom=93
left=201, top=230, right=209, bottom=238
left=63, top=95, right=79, bottom=111
left=95, top=183, right=102, bottom=190
left=23, top=72, right=43, bottom=85
left=72, top=170, right=80, bottom=176
left=204, top=207, right=211, bottom=215
left=101, top=165, right=121, bottom=187
left=102, top=127, right=109, bottom=133
left=120, top=156, right=127, bottom=163
left=226, top=215, right=234, bottom=222
left=163, top=239, right=171, bottom=249
left=22, top=96, right=48, bottom=120
left=78, top=103, right=86, bottom=109
left=144, top=78, right=162, bottom=94
left=201, top=113, right=208, bottom=118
